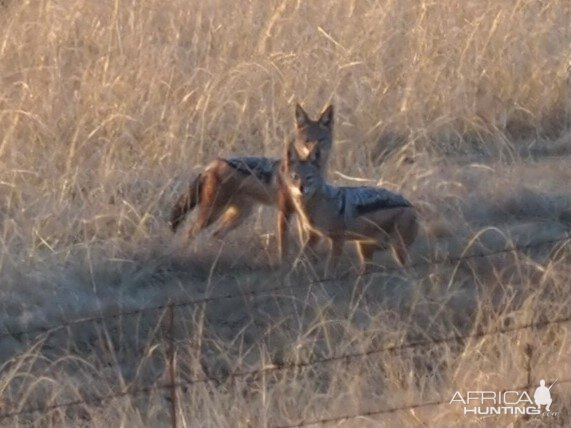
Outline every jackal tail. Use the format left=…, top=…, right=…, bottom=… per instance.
left=170, top=174, right=203, bottom=232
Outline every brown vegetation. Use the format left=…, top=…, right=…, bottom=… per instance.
left=0, top=0, right=569, bottom=426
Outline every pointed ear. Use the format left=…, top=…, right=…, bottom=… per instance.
left=295, top=103, right=310, bottom=128
left=318, top=105, right=334, bottom=129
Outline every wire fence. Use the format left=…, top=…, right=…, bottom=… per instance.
left=276, top=378, right=571, bottom=428
left=1, top=311, right=569, bottom=422
left=1, top=233, right=569, bottom=342
left=0, top=233, right=569, bottom=424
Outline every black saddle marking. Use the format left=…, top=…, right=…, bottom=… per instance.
left=349, top=187, right=412, bottom=216
left=224, top=157, right=279, bottom=184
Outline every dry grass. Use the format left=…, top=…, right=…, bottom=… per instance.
left=0, top=0, right=570, bottom=426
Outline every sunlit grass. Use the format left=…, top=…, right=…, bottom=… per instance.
left=0, top=0, right=569, bottom=426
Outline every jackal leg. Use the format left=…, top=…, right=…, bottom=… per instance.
left=294, top=220, right=320, bottom=247
left=306, top=229, right=321, bottom=248
left=357, top=242, right=378, bottom=274
left=187, top=204, right=222, bottom=240
left=388, top=226, right=410, bottom=266
left=324, top=238, right=343, bottom=276
left=186, top=170, right=229, bottom=240
left=295, top=222, right=321, bottom=260
left=390, top=208, right=417, bottom=265
left=211, top=203, right=253, bottom=239
left=277, top=193, right=295, bottom=263
left=295, top=219, right=306, bottom=247
left=277, top=209, right=292, bottom=263
left=391, top=240, right=408, bottom=266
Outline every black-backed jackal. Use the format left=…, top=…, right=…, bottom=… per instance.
left=170, top=104, right=334, bottom=261
left=284, top=142, right=418, bottom=273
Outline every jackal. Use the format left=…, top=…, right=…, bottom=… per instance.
left=284, top=142, right=418, bottom=273
left=170, top=104, right=334, bottom=261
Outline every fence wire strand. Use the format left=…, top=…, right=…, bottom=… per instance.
left=275, top=378, right=571, bottom=428
left=0, top=313, right=569, bottom=420
left=1, top=234, right=568, bottom=342
left=0, top=234, right=569, bottom=421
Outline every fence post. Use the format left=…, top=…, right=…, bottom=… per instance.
left=523, top=344, right=534, bottom=422
left=168, top=303, right=178, bottom=428
left=524, top=343, right=533, bottom=388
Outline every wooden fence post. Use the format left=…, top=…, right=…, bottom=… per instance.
left=168, top=303, right=178, bottom=428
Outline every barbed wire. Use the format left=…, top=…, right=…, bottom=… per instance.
left=275, top=378, right=571, bottom=428
left=0, top=312, right=568, bottom=420
left=0, top=384, right=160, bottom=420
left=0, top=233, right=568, bottom=343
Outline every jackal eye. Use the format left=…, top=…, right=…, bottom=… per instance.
left=290, top=172, right=299, bottom=181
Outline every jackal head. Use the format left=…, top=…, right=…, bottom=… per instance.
left=293, top=103, right=333, bottom=171
left=285, top=141, right=324, bottom=200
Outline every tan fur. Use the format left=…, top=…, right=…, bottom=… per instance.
left=182, top=159, right=276, bottom=240
left=285, top=143, right=418, bottom=274
left=170, top=104, right=334, bottom=262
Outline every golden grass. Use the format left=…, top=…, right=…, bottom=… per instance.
left=0, top=0, right=570, bottom=426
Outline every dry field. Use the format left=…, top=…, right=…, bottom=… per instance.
left=0, top=0, right=570, bottom=426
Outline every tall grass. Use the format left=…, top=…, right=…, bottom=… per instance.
left=0, top=0, right=569, bottom=426
left=0, top=0, right=568, bottom=251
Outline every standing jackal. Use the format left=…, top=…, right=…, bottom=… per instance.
left=170, top=104, right=334, bottom=261
left=284, top=142, right=418, bottom=273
